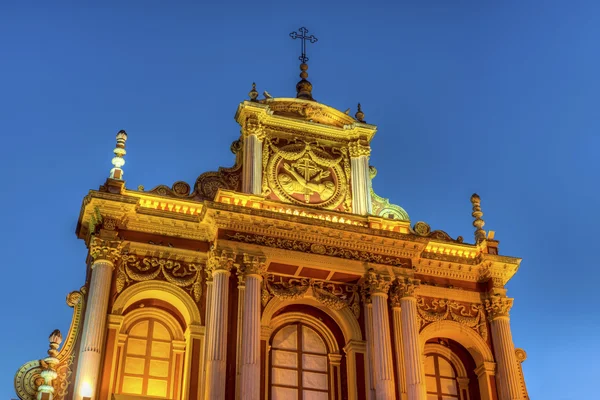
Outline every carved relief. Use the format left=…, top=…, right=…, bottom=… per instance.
left=264, top=274, right=360, bottom=318
left=118, top=255, right=203, bottom=302
left=416, top=296, right=488, bottom=341
left=226, top=232, right=410, bottom=267
left=89, top=236, right=122, bottom=263
left=15, top=289, right=85, bottom=400
left=389, top=278, right=420, bottom=305
left=265, top=139, right=348, bottom=210
left=484, top=294, right=513, bottom=320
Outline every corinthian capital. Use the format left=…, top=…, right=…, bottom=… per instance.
left=348, top=141, right=371, bottom=158
left=243, top=116, right=265, bottom=140
left=362, top=269, right=392, bottom=295
left=241, top=253, right=268, bottom=277
left=206, top=248, right=236, bottom=274
left=484, top=294, right=513, bottom=320
left=393, top=277, right=420, bottom=301
left=89, top=236, right=122, bottom=264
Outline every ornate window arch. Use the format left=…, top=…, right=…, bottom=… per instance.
left=424, top=343, right=471, bottom=400
left=268, top=312, right=342, bottom=400
left=115, top=307, right=186, bottom=399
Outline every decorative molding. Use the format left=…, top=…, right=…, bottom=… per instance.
left=263, top=274, right=360, bottom=318
left=89, top=236, right=122, bottom=263
left=118, top=255, right=203, bottom=302
left=484, top=294, right=514, bottom=320
left=416, top=296, right=488, bottom=341
left=348, top=141, right=371, bottom=158
left=14, top=288, right=85, bottom=400
left=226, top=232, right=410, bottom=268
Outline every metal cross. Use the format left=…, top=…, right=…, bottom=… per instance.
left=290, top=27, right=318, bottom=64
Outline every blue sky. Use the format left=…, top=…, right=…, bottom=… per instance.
left=1, top=1, right=597, bottom=399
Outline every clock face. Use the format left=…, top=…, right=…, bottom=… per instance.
left=267, top=142, right=347, bottom=209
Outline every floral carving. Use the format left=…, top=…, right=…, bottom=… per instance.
left=416, top=296, right=488, bottom=341
left=264, top=274, right=360, bottom=318
left=226, top=232, right=410, bottom=268
left=484, top=294, right=513, bottom=320
left=362, top=269, right=392, bottom=295
left=89, top=237, right=122, bottom=263
left=118, top=256, right=202, bottom=302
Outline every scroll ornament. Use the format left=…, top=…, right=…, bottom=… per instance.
left=484, top=294, right=513, bottom=320
left=15, top=289, right=85, bottom=400
left=117, top=256, right=203, bottom=302
left=263, top=274, right=361, bottom=318
left=416, top=296, right=488, bottom=341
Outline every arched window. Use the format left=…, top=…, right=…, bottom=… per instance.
left=270, top=323, right=330, bottom=400
left=119, top=317, right=176, bottom=398
left=425, top=354, right=460, bottom=400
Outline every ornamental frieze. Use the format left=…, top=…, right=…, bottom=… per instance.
left=262, top=274, right=360, bottom=318
left=226, top=232, right=410, bottom=268
left=416, top=296, right=488, bottom=341
left=117, top=255, right=203, bottom=302
left=14, top=289, right=85, bottom=400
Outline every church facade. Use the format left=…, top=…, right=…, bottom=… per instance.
left=14, top=53, right=530, bottom=400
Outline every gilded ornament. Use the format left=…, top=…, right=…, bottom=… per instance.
left=348, top=141, right=371, bottom=158
left=362, top=268, right=392, bottom=294
left=416, top=296, right=488, bottom=341
left=226, top=232, right=410, bottom=267
left=266, top=140, right=347, bottom=209
left=119, top=255, right=203, bottom=302
left=395, top=277, right=420, bottom=298
left=89, top=236, right=122, bottom=263
left=241, top=253, right=268, bottom=277
left=484, top=294, right=513, bottom=320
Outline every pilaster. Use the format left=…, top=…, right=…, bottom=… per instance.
left=349, top=141, right=372, bottom=215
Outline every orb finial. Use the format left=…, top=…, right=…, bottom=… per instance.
left=355, top=103, right=365, bottom=122
left=470, top=193, right=486, bottom=243
left=109, top=130, right=128, bottom=180
left=249, top=82, right=258, bottom=101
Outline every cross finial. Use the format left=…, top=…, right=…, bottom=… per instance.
left=290, top=27, right=318, bottom=100
left=290, top=27, right=318, bottom=64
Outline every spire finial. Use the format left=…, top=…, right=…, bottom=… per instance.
left=470, top=193, right=486, bottom=243
left=249, top=82, right=258, bottom=102
left=109, top=130, right=128, bottom=180
left=36, top=330, right=62, bottom=400
left=355, top=103, right=365, bottom=122
left=290, top=27, right=318, bottom=100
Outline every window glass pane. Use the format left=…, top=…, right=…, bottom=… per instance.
left=302, top=326, right=326, bottom=354
left=272, top=386, right=297, bottom=400
left=124, top=357, right=145, bottom=375
left=273, top=350, right=298, bottom=368
left=271, top=367, right=298, bottom=386
left=122, top=376, right=143, bottom=394
left=427, top=395, right=439, bottom=400
left=302, top=354, right=327, bottom=372
left=129, top=321, right=149, bottom=337
left=440, top=378, right=458, bottom=395
left=438, top=357, right=455, bottom=377
left=425, top=375, right=438, bottom=392
left=147, top=378, right=168, bottom=397
left=151, top=341, right=171, bottom=358
left=303, top=390, right=329, bottom=400
left=126, top=338, right=147, bottom=356
left=149, top=359, right=170, bottom=378
left=152, top=321, right=171, bottom=340
left=424, top=356, right=436, bottom=374
left=273, top=325, right=298, bottom=350
left=302, top=371, right=328, bottom=390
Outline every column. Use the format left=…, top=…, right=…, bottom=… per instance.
left=239, top=255, right=266, bottom=400
left=343, top=340, right=367, bottom=400
left=485, top=295, right=521, bottom=400
left=390, top=291, right=408, bottom=400
left=204, top=251, right=235, bottom=400
left=200, top=273, right=213, bottom=400
left=364, top=269, right=396, bottom=400
left=349, top=141, right=372, bottom=215
left=242, top=117, right=264, bottom=195
left=74, top=237, right=121, bottom=400
left=363, top=300, right=375, bottom=400
left=235, top=270, right=245, bottom=400
left=397, top=278, right=426, bottom=400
